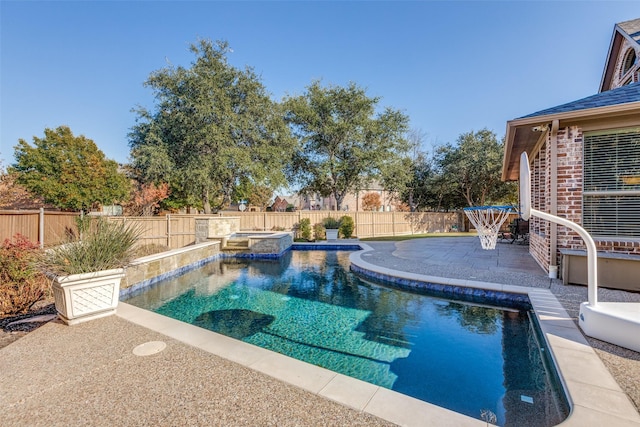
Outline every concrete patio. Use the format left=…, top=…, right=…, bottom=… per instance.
left=2, top=236, right=639, bottom=426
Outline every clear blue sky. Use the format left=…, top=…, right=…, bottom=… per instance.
left=1, top=1, right=638, bottom=165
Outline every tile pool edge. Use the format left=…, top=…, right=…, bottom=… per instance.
left=350, top=244, right=640, bottom=426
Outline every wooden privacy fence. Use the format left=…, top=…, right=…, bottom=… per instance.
left=219, top=211, right=463, bottom=238
left=0, top=211, right=195, bottom=249
left=0, top=209, right=79, bottom=247
left=107, top=215, right=196, bottom=249
left=1, top=210, right=464, bottom=249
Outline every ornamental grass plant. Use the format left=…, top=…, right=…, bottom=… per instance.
left=322, top=216, right=341, bottom=229
left=43, top=218, right=143, bottom=276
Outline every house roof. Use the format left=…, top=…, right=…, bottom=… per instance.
left=521, top=82, right=640, bottom=118
left=600, top=18, right=640, bottom=92
left=503, top=18, right=640, bottom=181
left=502, top=83, right=640, bottom=181
left=618, top=18, right=640, bottom=44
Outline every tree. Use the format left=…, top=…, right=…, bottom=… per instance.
left=284, top=81, right=410, bottom=211
left=389, top=128, right=423, bottom=212
left=10, top=126, right=130, bottom=211
left=362, top=192, right=382, bottom=211
left=0, top=172, right=49, bottom=210
left=129, top=39, right=294, bottom=214
left=124, top=182, right=170, bottom=216
left=436, top=129, right=515, bottom=207
left=232, top=176, right=274, bottom=211
left=403, top=152, right=441, bottom=211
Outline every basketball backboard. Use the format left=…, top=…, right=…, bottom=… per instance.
left=519, top=151, right=531, bottom=221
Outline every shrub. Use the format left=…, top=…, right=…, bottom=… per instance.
left=298, top=218, right=312, bottom=241
left=313, top=223, right=326, bottom=241
left=322, top=216, right=341, bottom=229
left=339, top=215, right=355, bottom=238
left=0, top=234, right=51, bottom=316
left=43, top=218, right=143, bottom=275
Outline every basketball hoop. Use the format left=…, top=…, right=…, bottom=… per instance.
left=463, top=206, right=514, bottom=250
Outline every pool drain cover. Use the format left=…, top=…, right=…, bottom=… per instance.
left=133, top=341, right=166, bottom=356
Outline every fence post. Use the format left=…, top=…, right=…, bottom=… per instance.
left=167, top=214, right=171, bottom=248
left=39, top=208, right=45, bottom=248
left=355, top=211, right=359, bottom=238
left=372, top=212, right=375, bottom=238
left=392, top=212, right=396, bottom=236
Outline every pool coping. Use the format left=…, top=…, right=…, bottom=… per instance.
left=116, top=242, right=640, bottom=426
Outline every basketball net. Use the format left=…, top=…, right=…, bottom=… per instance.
left=463, top=206, right=513, bottom=250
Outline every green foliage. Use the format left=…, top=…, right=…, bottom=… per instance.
left=284, top=81, right=410, bottom=210
left=10, top=126, right=130, bottom=211
left=339, top=215, right=354, bottom=238
left=0, top=234, right=50, bottom=316
left=313, top=223, right=325, bottom=241
left=129, top=39, right=294, bottom=213
left=402, top=129, right=517, bottom=210
left=43, top=218, right=143, bottom=275
left=298, top=218, right=312, bottom=241
left=436, top=129, right=515, bottom=207
left=403, top=151, right=460, bottom=211
left=233, top=177, right=274, bottom=210
left=322, top=216, right=341, bottom=229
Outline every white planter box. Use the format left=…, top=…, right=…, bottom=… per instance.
left=52, top=268, right=124, bottom=325
left=326, top=229, right=339, bottom=241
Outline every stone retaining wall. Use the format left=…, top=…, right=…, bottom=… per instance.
left=195, top=217, right=240, bottom=243
left=122, top=241, right=221, bottom=289
left=247, top=232, right=293, bottom=255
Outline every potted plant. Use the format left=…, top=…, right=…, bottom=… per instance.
left=42, top=218, right=141, bottom=325
left=322, top=217, right=341, bottom=241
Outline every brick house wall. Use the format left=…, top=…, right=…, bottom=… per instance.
left=556, top=126, right=584, bottom=252
left=609, top=38, right=640, bottom=89
left=529, top=125, right=640, bottom=272
left=529, top=137, right=549, bottom=270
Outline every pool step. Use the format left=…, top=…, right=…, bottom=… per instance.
left=223, top=238, right=250, bottom=251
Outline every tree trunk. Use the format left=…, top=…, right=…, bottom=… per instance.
left=202, top=190, right=212, bottom=214
left=334, top=191, right=345, bottom=211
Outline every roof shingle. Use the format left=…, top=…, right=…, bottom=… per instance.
left=618, top=18, right=640, bottom=44
left=520, top=82, right=640, bottom=118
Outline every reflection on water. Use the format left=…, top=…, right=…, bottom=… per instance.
left=125, top=250, right=568, bottom=427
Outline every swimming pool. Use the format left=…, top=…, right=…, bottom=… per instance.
left=124, top=250, right=568, bottom=426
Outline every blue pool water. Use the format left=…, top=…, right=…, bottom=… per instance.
left=124, top=250, right=568, bottom=426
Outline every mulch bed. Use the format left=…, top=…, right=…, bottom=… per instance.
left=0, top=300, right=56, bottom=350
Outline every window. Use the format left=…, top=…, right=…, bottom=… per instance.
left=583, top=128, right=640, bottom=238
left=621, top=48, right=637, bottom=76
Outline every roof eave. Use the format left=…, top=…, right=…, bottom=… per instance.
left=599, top=25, right=622, bottom=93
left=600, top=23, right=640, bottom=92
left=502, top=101, right=640, bottom=181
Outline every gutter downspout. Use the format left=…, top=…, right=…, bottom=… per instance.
left=549, top=119, right=559, bottom=278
